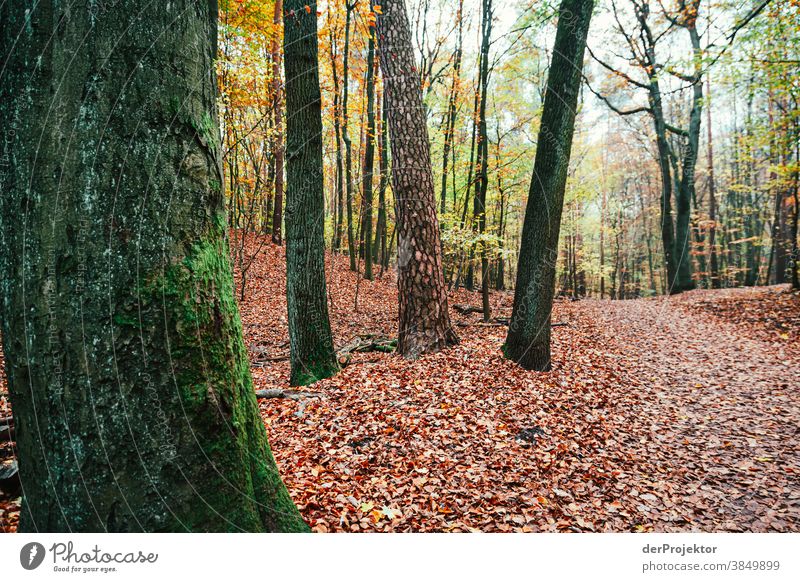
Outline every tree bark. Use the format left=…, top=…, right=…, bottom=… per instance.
left=330, top=28, right=346, bottom=252
left=284, top=0, right=339, bottom=386
left=362, top=31, right=377, bottom=281
left=473, top=0, right=493, bottom=322
left=375, top=0, right=458, bottom=358
left=0, top=0, right=307, bottom=532
left=440, top=0, right=464, bottom=215
left=343, top=3, right=358, bottom=271
left=271, top=0, right=285, bottom=245
left=705, top=77, right=720, bottom=288
left=504, top=0, right=593, bottom=371
left=373, top=91, right=389, bottom=269
left=673, top=17, right=703, bottom=293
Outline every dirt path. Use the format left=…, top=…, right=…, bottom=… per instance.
left=580, top=296, right=799, bottom=531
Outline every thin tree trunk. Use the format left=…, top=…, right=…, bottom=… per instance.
left=462, top=70, right=481, bottom=292
left=330, top=28, right=346, bottom=252
left=792, top=127, right=800, bottom=290
left=362, top=30, right=377, bottom=281
left=440, top=0, right=464, bottom=215
left=374, top=91, right=389, bottom=268
left=706, top=77, right=719, bottom=288
left=343, top=2, right=358, bottom=271
left=474, top=0, right=493, bottom=321
left=271, top=0, right=285, bottom=245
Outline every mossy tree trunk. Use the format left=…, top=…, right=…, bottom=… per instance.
left=504, top=0, right=593, bottom=371
left=0, top=0, right=308, bottom=532
left=375, top=0, right=458, bottom=358
left=283, top=0, right=339, bottom=386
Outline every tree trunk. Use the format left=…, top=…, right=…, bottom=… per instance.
left=375, top=0, right=458, bottom=358
left=504, top=0, right=593, bottom=371
left=600, top=181, right=606, bottom=298
left=284, top=0, right=340, bottom=386
left=648, top=82, right=678, bottom=292
left=673, top=20, right=703, bottom=293
left=330, top=28, right=346, bottom=252
left=440, top=0, right=464, bottom=215
left=362, top=31, right=377, bottom=281
left=706, top=77, right=719, bottom=288
left=373, top=91, right=389, bottom=268
left=462, top=72, right=481, bottom=292
left=343, top=3, right=357, bottom=271
left=792, top=129, right=800, bottom=290
left=0, top=0, right=307, bottom=532
left=495, top=165, right=506, bottom=291
left=271, top=0, right=285, bottom=245
left=474, top=0, right=493, bottom=322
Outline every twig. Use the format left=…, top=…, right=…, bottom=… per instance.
left=255, top=389, right=322, bottom=400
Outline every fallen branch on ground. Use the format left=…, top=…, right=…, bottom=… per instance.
left=253, top=335, right=398, bottom=368
left=255, top=389, right=322, bottom=400
left=457, top=320, right=570, bottom=328
left=453, top=304, right=485, bottom=315
left=337, top=335, right=397, bottom=365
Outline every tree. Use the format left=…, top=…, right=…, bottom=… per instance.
left=473, top=0, right=494, bottom=321
left=343, top=1, right=359, bottom=271
left=284, top=0, right=340, bottom=386
left=271, top=0, right=285, bottom=245
left=362, top=27, right=378, bottom=281
left=504, top=0, right=594, bottom=371
left=330, top=26, right=347, bottom=252
left=439, top=0, right=465, bottom=215
left=373, top=91, right=390, bottom=272
left=375, top=0, right=459, bottom=358
left=0, top=0, right=307, bottom=532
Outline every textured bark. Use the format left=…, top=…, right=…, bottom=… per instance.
left=375, top=0, right=458, bottom=358
left=283, top=0, right=339, bottom=386
left=271, top=0, right=285, bottom=245
left=0, top=0, right=307, bottom=532
left=504, top=0, right=593, bottom=371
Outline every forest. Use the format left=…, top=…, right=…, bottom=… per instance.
left=0, top=0, right=798, bottom=534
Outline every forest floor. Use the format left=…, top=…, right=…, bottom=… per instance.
left=1, top=233, right=798, bottom=532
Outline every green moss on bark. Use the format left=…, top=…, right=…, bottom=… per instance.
left=139, top=216, right=309, bottom=532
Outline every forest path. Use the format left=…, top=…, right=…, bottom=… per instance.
left=580, top=295, right=799, bottom=531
